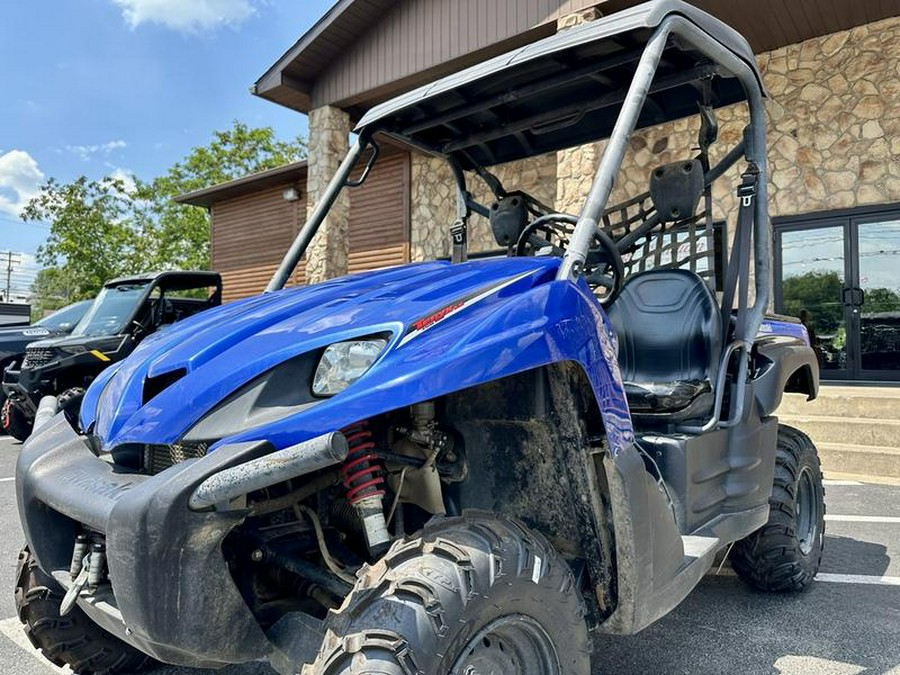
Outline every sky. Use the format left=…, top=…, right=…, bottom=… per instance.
left=0, top=0, right=334, bottom=299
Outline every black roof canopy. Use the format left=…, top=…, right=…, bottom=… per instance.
left=105, top=270, right=222, bottom=292
left=356, top=0, right=763, bottom=170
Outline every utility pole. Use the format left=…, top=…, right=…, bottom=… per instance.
left=2, top=250, right=22, bottom=300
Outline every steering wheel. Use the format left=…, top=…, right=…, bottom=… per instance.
left=515, top=213, right=625, bottom=305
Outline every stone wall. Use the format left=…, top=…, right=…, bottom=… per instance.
left=305, top=105, right=352, bottom=283
left=565, top=15, right=900, bottom=222
left=408, top=151, right=558, bottom=261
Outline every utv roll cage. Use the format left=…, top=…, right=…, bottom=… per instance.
left=268, top=0, right=769, bottom=430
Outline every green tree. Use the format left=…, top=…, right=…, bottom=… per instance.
left=781, top=270, right=844, bottom=333
left=22, top=121, right=306, bottom=297
left=864, top=287, right=900, bottom=314
left=29, top=267, right=77, bottom=319
left=136, top=120, right=307, bottom=270
left=22, top=175, right=141, bottom=300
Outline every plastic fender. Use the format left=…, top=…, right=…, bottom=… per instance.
left=213, top=279, right=635, bottom=457
left=754, top=335, right=819, bottom=415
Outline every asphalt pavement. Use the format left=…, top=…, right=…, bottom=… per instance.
left=0, top=435, right=897, bottom=675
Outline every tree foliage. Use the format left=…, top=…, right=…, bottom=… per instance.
left=782, top=271, right=845, bottom=334
left=782, top=269, right=900, bottom=331
left=136, top=121, right=307, bottom=271
left=23, top=175, right=141, bottom=300
left=29, top=267, right=78, bottom=318
left=23, top=121, right=306, bottom=301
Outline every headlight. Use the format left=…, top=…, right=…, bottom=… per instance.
left=312, top=338, right=387, bottom=397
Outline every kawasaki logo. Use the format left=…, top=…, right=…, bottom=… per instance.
left=399, top=271, right=533, bottom=347
left=411, top=301, right=464, bottom=332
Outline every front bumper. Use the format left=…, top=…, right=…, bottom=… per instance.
left=16, top=414, right=275, bottom=668
left=2, top=365, right=47, bottom=415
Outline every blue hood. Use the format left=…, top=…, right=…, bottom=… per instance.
left=82, top=257, right=563, bottom=451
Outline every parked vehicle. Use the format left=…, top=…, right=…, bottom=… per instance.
left=0, top=301, right=31, bottom=327
left=0, top=301, right=91, bottom=436
left=14, top=2, right=824, bottom=674
left=2, top=271, right=221, bottom=441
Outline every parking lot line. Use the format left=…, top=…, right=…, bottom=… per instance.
left=826, top=514, right=900, bottom=523
left=816, top=573, right=900, bottom=586
left=0, top=478, right=14, bottom=483
left=0, top=617, right=60, bottom=673
left=823, top=479, right=863, bottom=486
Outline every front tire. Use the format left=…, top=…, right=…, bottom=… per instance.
left=58, top=387, right=86, bottom=427
left=732, top=424, right=825, bottom=592
left=15, top=548, right=152, bottom=674
left=2, top=398, right=32, bottom=442
left=306, top=511, right=590, bottom=674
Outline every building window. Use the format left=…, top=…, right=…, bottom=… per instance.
left=774, top=205, right=900, bottom=382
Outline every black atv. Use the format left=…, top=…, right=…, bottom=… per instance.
left=0, top=301, right=92, bottom=438
left=2, top=271, right=221, bottom=441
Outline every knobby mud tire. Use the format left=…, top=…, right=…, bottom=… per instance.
left=15, top=548, right=153, bottom=674
left=305, top=510, right=591, bottom=675
left=731, top=424, right=825, bottom=592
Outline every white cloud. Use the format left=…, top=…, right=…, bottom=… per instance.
left=0, top=150, right=44, bottom=217
left=111, top=0, right=256, bottom=32
left=65, top=140, right=127, bottom=161
left=108, top=167, right=138, bottom=195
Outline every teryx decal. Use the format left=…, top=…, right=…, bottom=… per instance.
left=398, top=271, right=534, bottom=347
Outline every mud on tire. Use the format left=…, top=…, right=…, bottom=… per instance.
left=731, top=424, right=825, bottom=592
left=15, top=547, right=152, bottom=674
left=305, top=510, right=591, bottom=675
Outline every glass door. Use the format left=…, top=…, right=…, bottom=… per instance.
left=775, top=223, right=850, bottom=378
left=851, top=217, right=900, bottom=380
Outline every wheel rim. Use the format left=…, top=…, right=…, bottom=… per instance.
left=451, top=615, right=560, bottom=675
left=796, top=466, right=819, bottom=556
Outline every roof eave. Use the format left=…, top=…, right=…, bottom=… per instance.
left=252, top=0, right=360, bottom=112
left=175, top=161, right=309, bottom=208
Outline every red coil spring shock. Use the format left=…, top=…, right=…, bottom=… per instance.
left=340, top=421, right=390, bottom=555
left=340, top=421, right=385, bottom=505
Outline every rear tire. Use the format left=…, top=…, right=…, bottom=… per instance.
left=15, top=547, right=152, bottom=674
left=2, top=398, right=32, bottom=442
left=732, top=424, right=825, bottom=592
left=305, top=511, right=591, bottom=674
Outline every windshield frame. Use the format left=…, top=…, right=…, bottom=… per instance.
left=70, top=282, right=152, bottom=338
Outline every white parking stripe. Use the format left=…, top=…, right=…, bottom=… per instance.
left=0, top=477, right=14, bottom=483
left=823, top=480, right=863, bottom=486
left=0, top=616, right=64, bottom=672
left=817, top=573, right=900, bottom=587
left=825, top=515, right=900, bottom=524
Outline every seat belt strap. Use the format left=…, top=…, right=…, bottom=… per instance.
left=720, top=164, right=758, bottom=341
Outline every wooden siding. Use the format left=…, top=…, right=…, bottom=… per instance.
left=258, top=0, right=900, bottom=115
left=348, top=152, right=410, bottom=273
left=310, top=0, right=601, bottom=108
left=210, top=184, right=306, bottom=302
left=210, top=152, right=411, bottom=301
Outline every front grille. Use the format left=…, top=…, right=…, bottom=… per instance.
left=143, top=442, right=208, bottom=475
left=23, top=346, right=55, bottom=369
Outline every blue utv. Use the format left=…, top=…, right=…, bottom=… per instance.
left=14, top=2, right=824, bottom=673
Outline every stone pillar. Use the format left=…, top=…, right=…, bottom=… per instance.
left=305, top=105, right=351, bottom=284
left=556, top=6, right=604, bottom=214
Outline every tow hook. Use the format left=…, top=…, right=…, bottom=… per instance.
left=60, top=536, right=107, bottom=616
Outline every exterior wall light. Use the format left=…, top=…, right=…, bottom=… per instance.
left=282, top=186, right=301, bottom=202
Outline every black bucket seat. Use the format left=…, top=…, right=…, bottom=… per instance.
left=606, top=269, right=722, bottom=422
